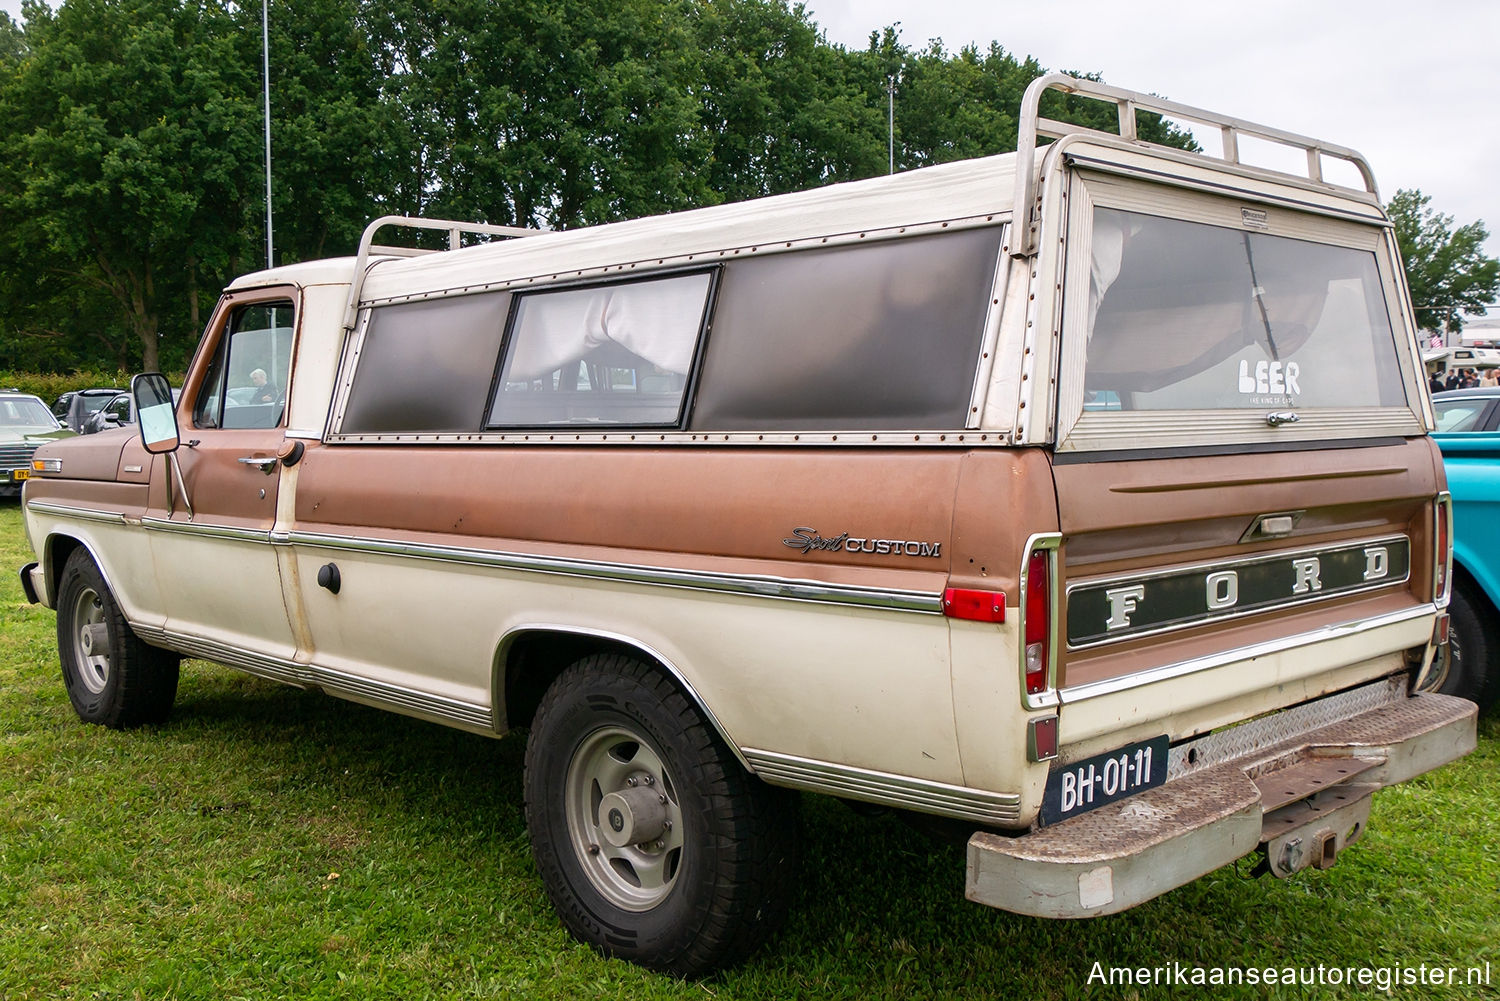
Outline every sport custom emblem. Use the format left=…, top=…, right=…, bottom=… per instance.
left=782, top=527, right=942, bottom=559
left=1066, top=537, right=1409, bottom=648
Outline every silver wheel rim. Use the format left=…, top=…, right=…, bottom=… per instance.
left=69, top=586, right=111, bottom=695
left=564, top=725, right=685, bottom=912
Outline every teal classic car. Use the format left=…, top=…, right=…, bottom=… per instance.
left=1432, top=387, right=1500, bottom=710
left=0, top=391, right=76, bottom=496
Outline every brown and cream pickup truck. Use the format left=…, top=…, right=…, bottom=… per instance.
left=18, top=75, right=1476, bottom=975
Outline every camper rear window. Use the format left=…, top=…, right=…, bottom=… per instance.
left=1083, top=208, right=1408, bottom=411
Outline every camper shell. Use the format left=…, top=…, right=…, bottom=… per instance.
left=20, top=74, right=1475, bottom=974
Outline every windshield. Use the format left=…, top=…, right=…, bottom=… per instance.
left=1084, top=208, right=1408, bottom=412
left=0, top=397, right=61, bottom=428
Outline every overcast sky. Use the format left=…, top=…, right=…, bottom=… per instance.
left=3, top=0, right=1497, bottom=286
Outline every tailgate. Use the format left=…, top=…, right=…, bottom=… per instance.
left=1051, top=438, right=1443, bottom=755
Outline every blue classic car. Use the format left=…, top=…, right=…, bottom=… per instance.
left=1432, top=387, right=1500, bottom=710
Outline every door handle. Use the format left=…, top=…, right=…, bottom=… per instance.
left=237, top=456, right=279, bottom=474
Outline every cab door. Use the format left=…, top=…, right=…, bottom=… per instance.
left=144, top=289, right=302, bottom=668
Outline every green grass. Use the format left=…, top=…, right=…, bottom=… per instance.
left=0, top=502, right=1496, bottom=1000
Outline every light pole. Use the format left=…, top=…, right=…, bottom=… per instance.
left=262, top=0, right=273, bottom=269
left=887, top=75, right=895, bottom=175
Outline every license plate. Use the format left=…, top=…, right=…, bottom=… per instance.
left=10, top=468, right=28, bottom=481
left=1040, top=735, right=1169, bottom=825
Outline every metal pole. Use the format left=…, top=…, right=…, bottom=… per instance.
left=887, top=75, right=895, bottom=175
left=262, top=0, right=274, bottom=270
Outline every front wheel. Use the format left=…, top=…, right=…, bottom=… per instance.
left=523, top=654, right=798, bottom=976
left=56, top=549, right=180, bottom=728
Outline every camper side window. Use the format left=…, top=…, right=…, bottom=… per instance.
left=487, top=271, right=715, bottom=428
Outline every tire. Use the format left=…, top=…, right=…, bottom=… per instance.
left=523, top=653, right=798, bottom=976
left=1439, top=580, right=1499, bottom=712
left=56, top=548, right=180, bottom=728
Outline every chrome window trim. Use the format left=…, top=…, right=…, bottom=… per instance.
left=283, top=529, right=945, bottom=614
left=742, top=748, right=1021, bottom=826
left=1064, top=533, right=1412, bottom=650
left=322, top=429, right=1009, bottom=446
left=1059, top=602, right=1438, bottom=705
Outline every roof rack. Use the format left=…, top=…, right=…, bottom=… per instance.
left=342, top=215, right=537, bottom=332
left=1012, top=73, right=1379, bottom=256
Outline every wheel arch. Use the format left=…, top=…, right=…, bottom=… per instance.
left=42, top=531, right=105, bottom=609
left=1451, top=549, right=1500, bottom=619
left=494, top=624, right=753, bottom=772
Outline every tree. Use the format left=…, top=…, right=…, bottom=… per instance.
left=1387, top=188, right=1499, bottom=336
left=0, top=0, right=263, bottom=371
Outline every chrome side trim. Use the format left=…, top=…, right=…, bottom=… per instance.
left=134, top=623, right=493, bottom=733
left=142, top=516, right=269, bottom=544
left=25, top=500, right=127, bottom=525
left=286, top=530, right=944, bottom=614
left=134, top=624, right=306, bottom=687
left=312, top=665, right=493, bottom=732
left=1059, top=602, right=1438, bottom=704
left=742, top=748, right=1022, bottom=826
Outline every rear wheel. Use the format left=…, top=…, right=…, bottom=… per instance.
left=1440, top=580, right=1498, bottom=712
left=56, top=549, right=180, bottom=728
left=523, top=653, right=798, bottom=976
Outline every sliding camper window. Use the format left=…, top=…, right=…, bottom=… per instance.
left=486, top=271, right=714, bottom=428
left=341, top=292, right=512, bottom=434
left=688, top=228, right=1001, bottom=431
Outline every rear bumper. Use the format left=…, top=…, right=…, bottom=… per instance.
left=966, top=688, right=1476, bottom=918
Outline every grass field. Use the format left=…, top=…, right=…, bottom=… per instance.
left=0, top=503, right=1496, bottom=1000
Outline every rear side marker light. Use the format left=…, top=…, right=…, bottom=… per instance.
left=1028, top=715, right=1059, bottom=762
left=943, top=587, right=1005, bottom=623
left=32, top=458, right=61, bottom=473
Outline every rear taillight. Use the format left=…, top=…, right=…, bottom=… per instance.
left=1435, top=492, right=1452, bottom=604
left=1020, top=535, right=1060, bottom=704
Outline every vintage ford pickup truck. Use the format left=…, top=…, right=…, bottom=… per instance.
left=19, top=75, right=1476, bottom=974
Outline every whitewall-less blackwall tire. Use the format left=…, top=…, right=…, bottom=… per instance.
left=523, top=653, right=798, bottom=976
left=1441, top=581, right=1498, bottom=712
left=56, top=549, right=180, bottom=728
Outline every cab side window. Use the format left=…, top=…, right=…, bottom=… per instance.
left=193, top=301, right=295, bottom=430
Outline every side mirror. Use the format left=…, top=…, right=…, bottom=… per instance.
left=132, top=373, right=180, bottom=453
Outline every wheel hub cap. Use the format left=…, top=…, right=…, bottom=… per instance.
left=598, top=786, right=668, bottom=848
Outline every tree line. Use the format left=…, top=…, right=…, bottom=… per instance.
left=0, top=1, right=1487, bottom=375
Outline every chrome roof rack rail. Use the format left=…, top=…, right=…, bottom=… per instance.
left=342, top=215, right=537, bottom=332
left=1012, top=72, right=1379, bottom=257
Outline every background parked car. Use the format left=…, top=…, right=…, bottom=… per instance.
left=1431, top=386, right=1500, bottom=711
left=0, top=390, right=75, bottom=496
left=52, top=387, right=126, bottom=433
left=81, top=388, right=181, bottom=434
